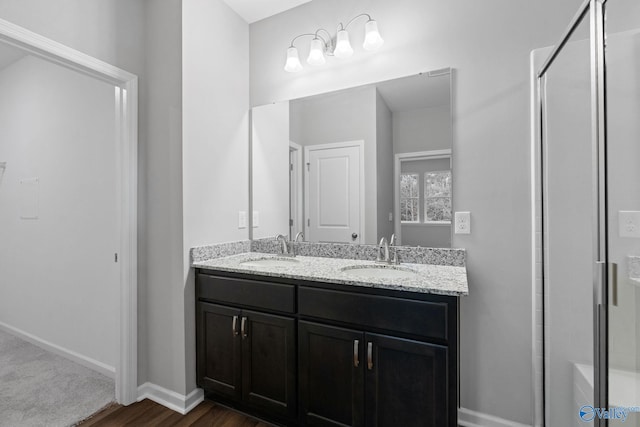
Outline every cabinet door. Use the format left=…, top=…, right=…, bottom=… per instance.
left=196, top=302, right=242, bottom=401
left=241, top=310, right=296, bottom=419
left=299, top=321, right=365, bottom=427
left=364, top=333, right=448, bottom=427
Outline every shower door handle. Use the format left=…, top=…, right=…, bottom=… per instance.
left=611, top=262, right=618, bottom=307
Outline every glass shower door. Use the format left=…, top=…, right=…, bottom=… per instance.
left=605, top=1, right=640, bottom=425
left=540, top=9, right=596, bottom=427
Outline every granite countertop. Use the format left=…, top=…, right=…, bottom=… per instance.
left=193, top=252, right=468, bottom=296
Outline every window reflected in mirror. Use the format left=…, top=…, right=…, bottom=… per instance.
left=425, top=171, right=452, bottom=223
left=400, top=174, right=419, bottom=223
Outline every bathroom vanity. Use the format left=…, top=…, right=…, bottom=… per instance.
left=193, top=251, right=467, bottom=427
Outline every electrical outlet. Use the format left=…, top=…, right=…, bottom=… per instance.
left=619, top=211, right=640, bottom=238
left=238, top=211, right=247, bottom=229
left=253, top=211, right=260, bottom=228
left=388, top=212, right=393, bottom=222
left=455, top=211, right=471, bottom=234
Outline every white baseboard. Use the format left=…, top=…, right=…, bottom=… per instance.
left=459, top=407, right=532, bottom=427
left=137, top=382, right=204, bottom=415
left=0, top=320, right=115, bottom=379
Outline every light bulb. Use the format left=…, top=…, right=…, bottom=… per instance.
left=334, top=29, right=353, bottom=59
left=284, top=46, right=303, bottom=72
left=363, top=19, right=384, bottom=51
left=307, top=38, right=326, bottom=66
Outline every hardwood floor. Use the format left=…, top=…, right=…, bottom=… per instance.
left=78, top=399, right=273, bottom=427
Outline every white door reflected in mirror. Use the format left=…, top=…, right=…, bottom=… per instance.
left=305, top=141, right=363, bottom=243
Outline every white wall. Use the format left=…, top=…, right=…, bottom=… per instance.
left=0, top=56, right=118, bottom=370
left=182, top=0, right=249, bottom=393
left=0, top=0, right=145, bottom=77
left=252, top=102, right=290, bottom=239
left=376, top=91, right=394, bottom=241
left=249, top=0, right=588, bottom=423
left=143, top=0, right=185, bottom=395
left=393, top=106, right=451, bottom=154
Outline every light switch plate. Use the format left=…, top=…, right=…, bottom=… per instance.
left=455, top=211, right=471, bottom=234
left=253, top=211, right=260, bottom=228
left=238, top=211, right=247, bottom=229
left=619, top=211, right=640, bottom=238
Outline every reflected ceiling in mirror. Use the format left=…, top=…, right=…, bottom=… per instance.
left=251, top=68, right=453, bottom=248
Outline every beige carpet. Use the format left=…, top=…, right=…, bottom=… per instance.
left=0, top=329, right=114, bottom=427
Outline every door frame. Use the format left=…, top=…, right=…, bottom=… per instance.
left=304, top=140, right=365, bottom=243
left=394, top=149, right=452, bottom=246
left=531, top=0, right=609, bottom=425
left=289, top=141, right=303, bottom=239
left=0, top=18, right=138, bottom=405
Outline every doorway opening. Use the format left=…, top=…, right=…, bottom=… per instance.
left=0, top=18, right=138, bottom=405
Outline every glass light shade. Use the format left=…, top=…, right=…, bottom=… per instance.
left=334, top=30, right=354, bottom=58
left=307, top=38, right=326, bottom=66
left=284, top=47, right=303, bottom=72
left=363, top=19, right=384, bottom=51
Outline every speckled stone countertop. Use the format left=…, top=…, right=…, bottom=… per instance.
left=193, top=252, right=468, bottom=296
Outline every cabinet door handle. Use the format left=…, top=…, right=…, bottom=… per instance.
left=353, top=340, right=359, bottom=367
left=232, top=315, right=239, bottom=336
left=367, top=342, right=373, bottom=370
left=241, top=316, right=248, bottom=339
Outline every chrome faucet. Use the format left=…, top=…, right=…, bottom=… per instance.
left=292, top=232, right=304, bottom=257
left=275, top=234, right=290, bottom=256
left=389, top=234, right=398, bottom=264
left=377, top=237, right=390, bottom=263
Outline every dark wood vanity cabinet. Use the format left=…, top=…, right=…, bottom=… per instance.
left=364, top=333, right=448, bottom=427
left=196, top=275, right=297, bottom=421
left=299, top=322, right=447, bottom=427
left=298, top=321, right=365, bottom=426
left=196, top=270, right=458, bottom=427
left=197, top=302, right=242, bottom=399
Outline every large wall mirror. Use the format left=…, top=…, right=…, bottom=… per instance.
left=251, top=68, right=453, bottom=248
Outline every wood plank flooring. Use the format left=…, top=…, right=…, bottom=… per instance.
left=78, top=399, right=273, bottom=427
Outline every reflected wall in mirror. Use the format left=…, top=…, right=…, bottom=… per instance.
left=251, top=69, right=453, bottom=248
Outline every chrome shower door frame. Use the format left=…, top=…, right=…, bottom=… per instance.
left=536, top=0, right=609, bottom=425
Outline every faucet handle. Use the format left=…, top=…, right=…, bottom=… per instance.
left=390, top=234, right=397, bottom=246
left=377, top=237, right=387, bottom=262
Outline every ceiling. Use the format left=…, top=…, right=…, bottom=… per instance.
left=222, top=0, right=312, bottom=24
left=376, top=71, right=451, bottom=113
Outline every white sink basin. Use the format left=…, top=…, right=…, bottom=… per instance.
left=240, top=257, right=300, bottom=268
left=341, top=265, right=417, bottom=279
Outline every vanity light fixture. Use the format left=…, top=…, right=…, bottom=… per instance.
left=284, top=13, right=384, bottom=73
